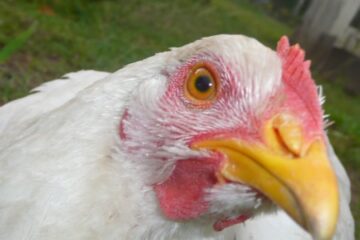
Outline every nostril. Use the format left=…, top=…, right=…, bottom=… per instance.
left=273, top=127, right=301, bottom=158
left=265, top=113, right=304, bottom=158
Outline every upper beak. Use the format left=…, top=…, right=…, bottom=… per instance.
left=192, top=114, right=339, bottom=240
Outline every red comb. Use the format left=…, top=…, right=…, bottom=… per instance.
left=277, top=36, right=323, bottom=129
left=277, top=36, right=312, bottom=89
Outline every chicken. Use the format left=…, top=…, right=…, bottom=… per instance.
left=0, top=35, right=354, bottom=240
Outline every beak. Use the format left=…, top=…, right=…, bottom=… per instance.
left=192, top=114, right=339, bottom=240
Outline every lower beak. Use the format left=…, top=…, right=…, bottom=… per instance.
left=192, top=114, right=339, bottom=240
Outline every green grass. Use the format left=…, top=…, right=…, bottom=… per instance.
left=0, top=22, right=37, bottom=63
left=0, top=0, right=289, bottom=103
left=0, top=0, right=359, bottom=237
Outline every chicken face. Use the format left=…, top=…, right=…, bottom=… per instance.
left=119, top=35, right=338, bottom=240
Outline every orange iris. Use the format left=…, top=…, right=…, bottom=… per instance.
left=185, top=66, right=218, bottom=104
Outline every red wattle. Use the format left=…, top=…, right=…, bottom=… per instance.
left=154, top=156, right=222, bottom=220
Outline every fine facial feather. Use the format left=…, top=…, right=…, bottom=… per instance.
left=0, top=34, right=354, bottom=240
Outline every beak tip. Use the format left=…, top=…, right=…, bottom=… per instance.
left=312, top=221, right=337, bottom=240
left=305, top=204, right=339, bottom=240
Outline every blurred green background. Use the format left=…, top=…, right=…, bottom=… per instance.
left=0, top=0, right=359, bottom=237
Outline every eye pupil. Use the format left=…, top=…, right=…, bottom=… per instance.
left=195, top=75, right=213, bottom=92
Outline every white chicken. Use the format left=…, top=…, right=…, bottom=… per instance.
left=0, top=35, right=354, bottom=240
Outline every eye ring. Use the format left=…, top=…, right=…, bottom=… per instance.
left=184, top=64, right=219, bottom=105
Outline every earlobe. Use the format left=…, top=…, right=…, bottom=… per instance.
left=119, top=108, right=129, bottom=140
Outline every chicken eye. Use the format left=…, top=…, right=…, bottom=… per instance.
left=185, top=66, right=218, bottom=103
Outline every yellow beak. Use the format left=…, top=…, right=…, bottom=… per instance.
left=192, top=114, right=339, bottom=240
